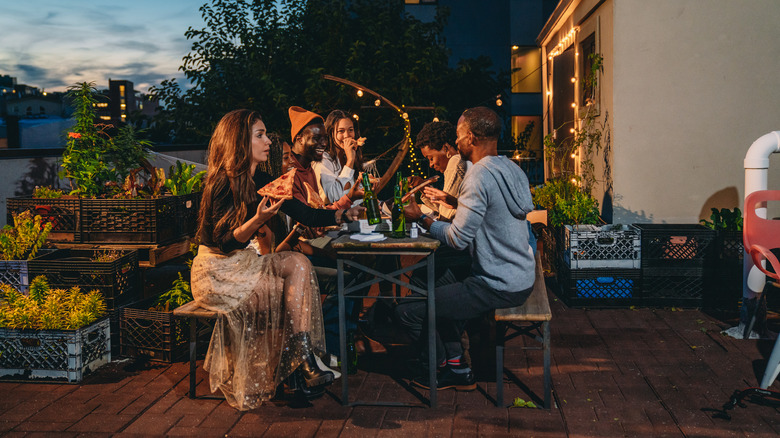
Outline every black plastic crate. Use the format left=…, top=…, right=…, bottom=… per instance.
left=641, top=266, right=705, bottom=308
left=6, top=197, right=81, bottom=243
left=120, top=297, right=211, bottom=363
left=27, top=249, right=140, bottom=311
left=80, top=197, right=180, bottom=244
left=0, top=316, right=111, bottom=383
left=176, top=192, right=202, bottom=239
left=715, top=230, right=743, bottom=262
left=556, top=265, right=641, bottom=308
left=634, top=224, right=716, bottom=268
left=0, top=249, right=62, bottom=293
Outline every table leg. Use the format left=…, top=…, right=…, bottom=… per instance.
left=427, top=252, right=437, bottom=408
left=189, top=316, right=197, bottom=399
left=338, top=258, right=349, bottom=405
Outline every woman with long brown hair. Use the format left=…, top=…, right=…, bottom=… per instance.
left=192, top=109, right=361, bottom=410
left=312, top=110, right=364, bottom=204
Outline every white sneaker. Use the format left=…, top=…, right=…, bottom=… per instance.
left=315, top=354, right=341, bottom=380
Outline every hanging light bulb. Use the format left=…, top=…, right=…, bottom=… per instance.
left=356, top=89, right=363, bottom=97
left=433, top=117, right=439, bottom=122
left=496, top=98, right=503, bottom=107
left=571, top=102, right=576, bottom=108
left=571, top=77, right=576, bottom=83
left=374, top=99, right=380, bottom=107
left=402, top=112, right=408, bottom=119
left=569, top=128, right=575, bottom=133
left=353, top=114, right=359, bottom=121
left=570, top=153, right=576, bottom=158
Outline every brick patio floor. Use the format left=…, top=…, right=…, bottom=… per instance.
left=3, top=284, right=780, bottom=437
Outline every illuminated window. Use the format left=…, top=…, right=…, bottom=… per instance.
left=120, top=103, right=126, bottom=109
left=511, top=116, right=543, bottom=153
left=100, top=116, right=111, bottom=121
left=511, top=47, right=542, bottom=93
left=580, top=33, right=598, bottom=104
left=96, top=102, right=108, bottom=108
left=121, top=114, right=127, bottom=119
left=119, top=85, right=125, bottom=95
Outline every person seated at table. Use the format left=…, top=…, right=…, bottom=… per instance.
left=288, top=106, right=363, bottom=209
left=396, top=106, right=536, bottom=391
left=191, top=109, right=362, bottom=411
left=411, top=120, right=469, bottom=222
left=312, top=109, right=365, bottom=205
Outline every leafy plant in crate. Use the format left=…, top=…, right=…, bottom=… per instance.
left=0, top=276, right=110, bottom=382
left=0, top=211, right=53, bottom=293
left=165, top=161, right=206, bottom=196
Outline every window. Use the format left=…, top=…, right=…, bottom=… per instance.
left=580, top=33, right=598, bottom=104
left=511, top=116, right=543, bottom=153
left=511, top=47, right=542, bottom=93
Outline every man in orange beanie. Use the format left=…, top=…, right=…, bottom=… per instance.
left=288, top=106, right=362, bottom=209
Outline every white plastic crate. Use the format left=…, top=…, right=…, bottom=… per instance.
left=563, top=224, right=641, bottom=269
left=0, top=317, right=111, bottom=383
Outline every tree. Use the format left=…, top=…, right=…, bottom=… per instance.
left=151, top=0, right=503, bottom=153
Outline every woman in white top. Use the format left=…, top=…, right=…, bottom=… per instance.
left=413, top=120, right=469, bottom=222
left=312, top=110, right=364, bottom=204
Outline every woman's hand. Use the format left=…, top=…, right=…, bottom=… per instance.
left=255, top=195, right=285, bottom=225
left=342, top=137, right=358, bottom=167
left=407, top=175, right=425, bottom=188
left=423, top=187, right=457, bottom=210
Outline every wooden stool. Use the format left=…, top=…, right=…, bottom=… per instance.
left=494, top=252, right=552, bottom=409
left=173, top=300, right=218, bottom=399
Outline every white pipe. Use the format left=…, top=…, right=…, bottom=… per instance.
left=743, top=131, right=780, bottom=297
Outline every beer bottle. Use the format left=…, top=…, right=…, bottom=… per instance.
left=391, top=173, right=406, bottom=238
left=362, top=172, right=382, bottom=225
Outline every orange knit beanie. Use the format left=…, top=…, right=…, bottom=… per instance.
left=289, top=106, right=324, bottom=142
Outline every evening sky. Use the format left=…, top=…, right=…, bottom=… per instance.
left=0, top=0, right=205, bottom=92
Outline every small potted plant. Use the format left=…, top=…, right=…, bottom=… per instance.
left=0, top=211, right=55, bottom=293
left=0, top=276, right=111, bottom=382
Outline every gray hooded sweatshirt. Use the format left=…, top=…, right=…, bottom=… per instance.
left=430, top=155, right=535, bottom=293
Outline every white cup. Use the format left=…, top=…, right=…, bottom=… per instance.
left=359, top=219, right=376, bottom=234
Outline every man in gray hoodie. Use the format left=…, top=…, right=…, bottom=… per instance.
left=397, top=106, right=536, bottom=390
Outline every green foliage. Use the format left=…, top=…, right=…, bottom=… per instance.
left=165, top=161, right=206, bottom=196
left=0, top=276, right=106, bottom=330
left=32, top=186, right=64, bottom=199
left=154, top=272, right=194, bottom=312
left=700, top=207, right=743, bottom=231
left=150, top=0, right=502, bottom=147
left=91, top=249, right=122, bottom=263
left=532, top=177, right=600, bottom=227
left=543, top=53, right=605, bottom=192
left=0, top=211, right=52, bottom=261
left=510, top=397, right=537, bottom=408
left=61, top=82, right=153, bottom=198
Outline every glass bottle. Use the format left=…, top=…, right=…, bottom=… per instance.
left=391, top=173, right=406, bottom=238
left=362, top=172, right=381, bottom=225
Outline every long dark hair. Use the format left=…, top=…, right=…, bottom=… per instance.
left=324, top=110, right=363, bottom=173
left=198, top=109, right=262, bottom=240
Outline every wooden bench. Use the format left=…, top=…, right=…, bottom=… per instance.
left=494, top=252, right=552, bottom=409
left=173, top=300, right=218, bottom=399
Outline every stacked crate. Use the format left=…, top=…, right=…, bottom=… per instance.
left=556, top=224, right=642, bottom=308
left=634, top=224, right=716, bottom=308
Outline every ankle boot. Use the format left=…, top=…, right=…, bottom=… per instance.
left=294, top=332, right=334, bottom=388
left=299, top=352, right=334, bottom=387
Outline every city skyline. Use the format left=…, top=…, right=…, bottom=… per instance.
left=0, top=0, right=205, bottom=93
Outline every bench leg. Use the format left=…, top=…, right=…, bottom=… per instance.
left=188, top=316, right=197, bottom=399
left=495, top=321, right=505, bottom=407
left=543, top=321, right=551, bottom=410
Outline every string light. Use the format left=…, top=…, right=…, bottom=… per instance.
left=547, top=26, right=579, bottom=60
left=356, top=89, right=363, bottom=97
left=402, top=112, right=408, bottom=119
left=432, top=117, right=439, bottom=122
left=570, top=77, right=576, bottom=83
left=571, top=102, right=576, bottom=108
left=496, top=98, right=503, bottom=107
left=374, top=99, right=381, bottom=107
left=353, top=114, right=359, bottom=121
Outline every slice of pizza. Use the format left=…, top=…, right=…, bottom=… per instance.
left=257, top=168, right=296, bottom=200
left=303, top=182, right=326, bottom=209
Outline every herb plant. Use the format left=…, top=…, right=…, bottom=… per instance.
left=0, top=276, right=106, bottom=330
left=0, top=211, right=52, bottom=261
left=700, top=208, right=742, bottom=231
left=154, top=272, right=193, bottom=312
left=165, top=161, right=206, bottom=196
left=32, top=186, right=64, bottom=199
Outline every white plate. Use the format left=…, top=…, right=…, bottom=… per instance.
left=350, top=233, right=386, bottom=242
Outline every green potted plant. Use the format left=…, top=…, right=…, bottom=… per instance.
left=0, top=211, right=55, bottom=293
left=0, top=276, right=111, bottom=382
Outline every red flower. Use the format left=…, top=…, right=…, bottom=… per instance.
left=68, top=132, right=82, bottom=139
